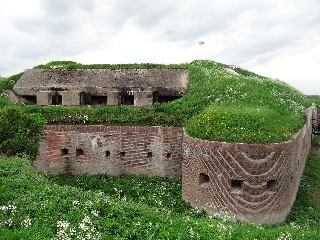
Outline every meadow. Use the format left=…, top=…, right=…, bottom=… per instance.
left=0, top=136, right=319, bottom=239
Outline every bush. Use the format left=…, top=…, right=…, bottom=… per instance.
left=0, top=107, right=46, bottom=159
left=0, top=73, right=23, bottom=91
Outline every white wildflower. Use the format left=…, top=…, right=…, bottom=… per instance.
left=57, top=220, right=70, bottom=230
left=91, top=210, right=99, bottom=217
left=0, top=206, right=8, bottom=211
left=21, top=218, right=32, bottom=228
left=277, top=231, right=293, bottom=240
left=8, top=204, right=17, bottom=213
left=5, top=218, right=13, bottom=227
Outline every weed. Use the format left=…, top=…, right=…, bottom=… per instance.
left=0, top=151, right=320, bottom=239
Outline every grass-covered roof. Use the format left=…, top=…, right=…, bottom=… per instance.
left=0, top=60, right=315, bottom=144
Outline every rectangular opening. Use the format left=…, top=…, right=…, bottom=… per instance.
left=147, top=152, right=152, bottom=158
left=80, top=92, right=91, bottom=105
left=166, top=152, right=172, bottom=158
left=76, top=148, right=84, bottom=157
left=22, top=95, right=37, bottom=104
left=105, top=151, right=110, bottom=158
left=91, top=96, right=107, bottom=106
left=122, top=95, right=134, bottom=105
left=156, top=96, right=181, bottom=104
left=199, top=173, right=210, bottom=186
left=52, top=95, right=62, bottom=105
left=61, top=148, right=68, bottom=156
left=231, top=180, right=244, bottom=194
left=267, top=180, right=277, bottom=191
left=120, top=151, right=126, bottom=157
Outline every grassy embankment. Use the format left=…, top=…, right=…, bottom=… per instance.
left=0, top=137, right=319, bottom=239
left=0, top=60, right=319, bottom=238
left=1, top=60, right=314, bottom=144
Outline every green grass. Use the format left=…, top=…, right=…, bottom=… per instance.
left=287, top=136, right=320, bottom=230
left=1, top=137, right=320, bottom=239
left=6, top=59, right=312, bottom=144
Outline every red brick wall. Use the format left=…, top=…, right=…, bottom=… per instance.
left=182, top=107, right=315, bottom=224
left=35, top=125, right=183, bottom=177
left=34, top=107, right=316, bottom=225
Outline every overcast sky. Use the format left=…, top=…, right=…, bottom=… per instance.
left=1, top=0, right=319, bottom=95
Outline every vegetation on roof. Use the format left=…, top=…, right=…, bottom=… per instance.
left=0, top=59, right=314, bottom=159
left=33, top=60, right=188, bottom=70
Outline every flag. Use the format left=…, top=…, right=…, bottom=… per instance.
left=198, top=41, right=205, bottom=46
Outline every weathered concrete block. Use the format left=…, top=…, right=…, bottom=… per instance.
left=61, top=91, right=81, bottom=106
left=12, top=68, right=188, bottom=106
left=107, top=91, right=121, bottom=106
left=36, top=91, right=53, bottom=106
left=134, top=91, right=154, bottom=107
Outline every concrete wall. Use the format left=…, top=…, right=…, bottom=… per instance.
left=182, top=107, right=315, bottom=225
left=34, top=125, right=183, bottom=177
left=13, top=68, right=188, bottom=107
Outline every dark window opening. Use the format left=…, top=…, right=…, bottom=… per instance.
left=105, top=151, right=111, bottom=157
left=199, top=173, right=210, bottom=185
left=166, top=152, right=172, bottom=158
left=120, top=151, right=126, bottom=157
left=61, top=148, right=68, bottom=156
left=122, top=95, right=134, bottom=105
left=231, top=180, right=244, bottom=194
left=80, top=92, right=91, bottom=105
left=52, top=95, right=62, bottom=105
left=91, top=96, right=107, bottom=106
left=76, top=148, right=84, bottom=157
left=267, top=180, right=277, bottom=190
left=147, top=152, right=152, bottom=158
left=156, top=96, right=181, bottom=104
left=23, top=95, right=37, bottom=104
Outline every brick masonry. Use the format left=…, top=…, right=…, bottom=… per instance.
left=182, top=107, right=316, bottom=224
left=35, top=125, right=183, bottom=177
left=34, top=107, right=317, bottom=224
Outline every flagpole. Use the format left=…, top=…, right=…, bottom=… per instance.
left=197, top=41, right=204, bottom=60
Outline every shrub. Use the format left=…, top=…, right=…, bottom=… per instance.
left=0, top=106, right=46, bottom=159
left=0, top=73, right=23, bottom=91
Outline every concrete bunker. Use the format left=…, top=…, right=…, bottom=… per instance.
left=12, top=68, right=188, bottom=107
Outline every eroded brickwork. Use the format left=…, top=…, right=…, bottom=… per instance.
left=34, top=107, right=317, bottom=224
left=182, top=107, right=315, bottom=224
left=35, top=125, right=183, bottom=176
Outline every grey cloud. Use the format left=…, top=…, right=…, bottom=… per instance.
left=40, top=0, right=96, bottom=16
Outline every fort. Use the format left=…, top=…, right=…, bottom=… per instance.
left=12, top=68, right=188, bottom=107
left=9, top=67, right=320, bottom=225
